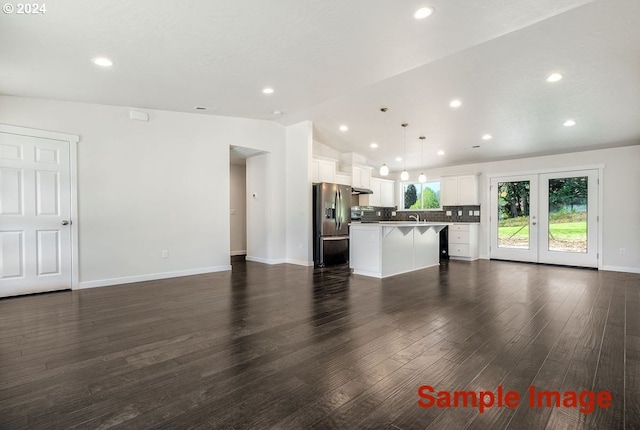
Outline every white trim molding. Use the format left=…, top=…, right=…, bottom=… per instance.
left=601, top=265, right=640, bottom=274
left=0, top=123, right=79, bottom=143
left=78, top=265, right=232, bottom=289
left=230, top=250, right=247, bottom=256
left=245, top=256, right=286, bottom=265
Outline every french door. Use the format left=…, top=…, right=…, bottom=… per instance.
left=1, top=125, right=77, bottom=297
left=490, top=169, right=598, bottom=268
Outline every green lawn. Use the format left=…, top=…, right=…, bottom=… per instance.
left=498, top=220, right=587, bottom=252
left=498, top=221, right=587, bottom=240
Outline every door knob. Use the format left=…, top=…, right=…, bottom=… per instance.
left=61, top=220, right=71, bottom=226
left=532, top=222, right=537, bottom=225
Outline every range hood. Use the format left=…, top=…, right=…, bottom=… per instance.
left=351, top=187, right=373, bottom=195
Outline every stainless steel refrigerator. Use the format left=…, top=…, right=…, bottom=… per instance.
left=313, top=182, right=351, bottom=267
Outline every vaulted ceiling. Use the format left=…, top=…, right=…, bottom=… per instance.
left=1, top=0, right=639, bottom=171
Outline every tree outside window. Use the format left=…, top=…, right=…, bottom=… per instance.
left=402, top=181, right=441, bottom=210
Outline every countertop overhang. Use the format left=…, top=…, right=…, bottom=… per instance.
left=349, top=221, right=452, bottom=237
left=350, top=221, right=453, bottom=227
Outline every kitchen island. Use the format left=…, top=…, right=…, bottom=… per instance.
left=349, top=222, right=451, bottom=278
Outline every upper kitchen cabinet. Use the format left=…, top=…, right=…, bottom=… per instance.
left=351, top=165, right=372, bottom=188
left=441, top=174, right=479, bottom=206
left=311, top=157, right=336, bottom=183
left=368, top=177, right=395, bottom=207
left=334, top=171, right=351, bottom=186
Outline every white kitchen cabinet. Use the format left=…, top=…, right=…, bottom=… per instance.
left=441, top=174, right=479, bottom=205
left=366, top=177, right=395, bottom=207
left=311, top=157, right=336, bottom=183
left=448, top=223, right=479, bottom=261
left=367, top=178, right=381, bottom=206
left=334, top=172, right=351, bottom=186
left=379, top=179, right=395, bottom=207
left=351, top=165, right=372, bottom=188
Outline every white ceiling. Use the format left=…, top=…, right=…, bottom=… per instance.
left=2, top=0, right=639, bottom=171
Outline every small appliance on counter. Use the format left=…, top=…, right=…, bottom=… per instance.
left=313, top=182, right=351, bottom=267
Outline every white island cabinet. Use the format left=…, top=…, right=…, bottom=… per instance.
left=349, top=222, right=450, bottom=278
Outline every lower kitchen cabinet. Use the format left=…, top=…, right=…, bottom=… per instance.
left=448, top=223, right=479, bottom=261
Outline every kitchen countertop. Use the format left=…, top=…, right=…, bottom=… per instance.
left=351, top=221, right=476, bottom=225
left=350, top=221, right=453, bottom=227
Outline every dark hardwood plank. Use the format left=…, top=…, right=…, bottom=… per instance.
left=0, top=260, right=638, bottom=429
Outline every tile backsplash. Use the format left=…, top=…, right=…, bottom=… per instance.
left=352, top=205, right=481, bottom=223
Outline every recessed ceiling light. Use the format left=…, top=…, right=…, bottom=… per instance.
left=339, top=125, right=349, bottom=132
left=262, top=87, right=274, bottom=95
left=482, top=134, right=492, bottom=140
left=370, top=143, right=378, bottom=149
left=92, top=57, right=113, bottom=67
left=437, top=150, right=445, bottom=156
left=395, top=157, right=402, bottom=162
left=449, top=99, right=462, bottom=108
left=563, top=119, right=576, bottom=127
left=547, top=72, right=563, bottom=83
left=272, top=110, right=282, bottom=115
left=413, top=7, right=435, bottom=19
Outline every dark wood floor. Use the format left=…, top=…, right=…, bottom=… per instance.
left=1, top=258, right=639, bottom=429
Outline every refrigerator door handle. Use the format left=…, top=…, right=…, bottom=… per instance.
left=336, top=189, right=341, bottom=230
left=337, top=188, right=341, bottom=230
left=339, top=188, right=344, bottom=230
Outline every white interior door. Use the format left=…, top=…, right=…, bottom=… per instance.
left=490, top=169, right=599, bottom=268
left=1, top=129, right=73, bottom=297
left=490, top=175, right=538, bottom=262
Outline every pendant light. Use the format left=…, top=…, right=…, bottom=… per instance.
left=418, top=136, right=427, bottom=183
left=379, top=108, right=389, bottom=176
left=400, top=123, right=409, bottom=181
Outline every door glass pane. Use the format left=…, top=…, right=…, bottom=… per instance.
left=548, top=176, right=588, bottom=253
left=497, top=181, right=530, bottom=249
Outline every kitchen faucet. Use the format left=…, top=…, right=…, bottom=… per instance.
left=409, top=214, right=420, bottom=222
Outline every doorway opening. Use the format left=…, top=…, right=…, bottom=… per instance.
left=489, top=168, right=601, bottom=268
left=229, top=145, right=266, bottom=266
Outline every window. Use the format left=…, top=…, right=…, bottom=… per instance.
left=402, top=181, right=441, bottom=210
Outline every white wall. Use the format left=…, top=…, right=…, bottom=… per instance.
left=312, top=140, right=342, bottom=161
left=0, top=95, right=286, bottom=287
left=229, top=163, right=246, bottom=255
left=246, top=154, right=271, bottom=263
left=285, top=121, right=313, bottom=266
left=400, top=145, right=640, bottom=273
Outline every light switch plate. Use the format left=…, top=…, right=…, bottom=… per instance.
left=391, top=211, right=397, bottom=216
left=473, top=210, right=480, bottom=216
left=457, top=210, right=463, bottom=216
left=468, top=210, right=473, bottom=216
left=446, top=211, right=452, bottom=216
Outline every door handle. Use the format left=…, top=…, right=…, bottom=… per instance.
left=532, top=222, right=537, bottom=225
left=61, top=220, right=71, bottom=226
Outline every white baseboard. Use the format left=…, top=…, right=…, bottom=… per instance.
left=230, top=250, right=247, bottom=256
left=78, top=265, right=232, bottom=289
left=285, top=258, right=314, bottom=267
left=601, top=265, right=640, bottom=274
left=245, top=256, right=286, bottom=265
